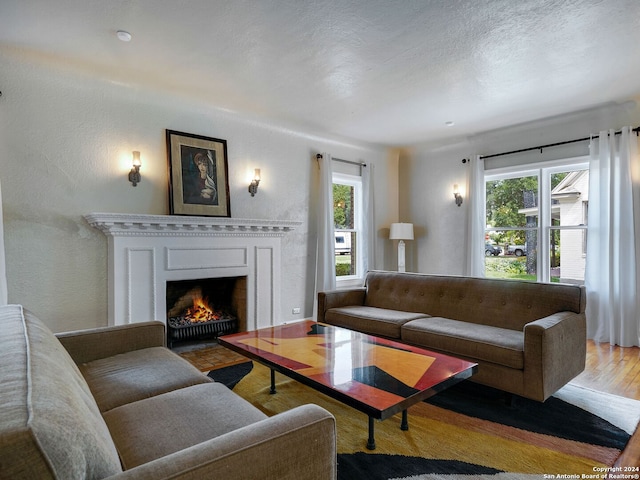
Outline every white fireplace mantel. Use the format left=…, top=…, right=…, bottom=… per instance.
left=85, top=213, right=301, bottom=237
left=85, top=213, right=301, bottom=330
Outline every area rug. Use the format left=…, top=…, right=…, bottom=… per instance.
left=207, top=360, right=253, bottom=389
left=210, top=361, right=639, bottom=480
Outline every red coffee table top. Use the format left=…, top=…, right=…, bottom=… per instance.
left=219, top=320, right=477, bottom=419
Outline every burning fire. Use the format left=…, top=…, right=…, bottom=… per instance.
left=184, top=293, right=223, bottom=323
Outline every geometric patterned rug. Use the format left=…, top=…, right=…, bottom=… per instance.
left=210, top=362, right=640, bottom=480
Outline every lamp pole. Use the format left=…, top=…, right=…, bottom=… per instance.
left=397, top=240, right=407, bottom=272
left=389, top=223, right=414, bottom=273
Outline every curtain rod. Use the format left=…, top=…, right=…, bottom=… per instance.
left=315, top=153, right=366, bottom=167
left=479, top=126, right=640, bottom=160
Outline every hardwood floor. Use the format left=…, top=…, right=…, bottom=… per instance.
left=174, top=339, right=247, bottom=372
left=179, top=338, right=640, bottom=468
left=573, top=340, right=640, bottom=470
left=573, top=340, right=640, bottom=400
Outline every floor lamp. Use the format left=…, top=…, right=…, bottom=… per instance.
left=390, top=223, right=414, bottom=272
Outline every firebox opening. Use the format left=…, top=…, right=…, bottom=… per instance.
left=166, top=276, right=246, bottom=349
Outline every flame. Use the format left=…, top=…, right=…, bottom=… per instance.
left=184, top=293, right=221, bottom=323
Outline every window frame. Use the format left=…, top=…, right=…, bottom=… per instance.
left=332, top=171, right=364, bottom=285
left=484, top=156, right=589, bottom=283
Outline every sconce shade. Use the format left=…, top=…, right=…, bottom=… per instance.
left=389, top=223, right=414, bottom=240
left=129, top=150, right=142, bottom=187
left=453, top=184, right=463, bottom=206
left=248, top=168, right=261, bottom=196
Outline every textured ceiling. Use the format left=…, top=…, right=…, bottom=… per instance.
left=1, top=0, right=640, bottom=146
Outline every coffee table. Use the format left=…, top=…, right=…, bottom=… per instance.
left=219, top=320, right=477, bottom=450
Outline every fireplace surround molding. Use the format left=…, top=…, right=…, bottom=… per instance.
left=86, top=213, right=301, bottom=331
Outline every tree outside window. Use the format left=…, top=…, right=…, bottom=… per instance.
left=484, top=160, right=588, bottom=284
left=333, top=173, right=362, bottom=280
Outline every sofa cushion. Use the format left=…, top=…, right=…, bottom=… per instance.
left=325, top=305, right=429, bottom=338
left=401, top=317, right=525, bottom=369
left=0, top=305, right=122, bottom=480
left=80, top=346, right=212, bottom=412
left=103, top=382, right=268, bottom=469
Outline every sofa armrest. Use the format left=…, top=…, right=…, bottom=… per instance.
left=105, top=404, right=337, bottom=480
left=317, top=288, right=366, bottom=322
left=523, top=311, right=586, bottom=401
left=56, top=321, right=166, bottom=364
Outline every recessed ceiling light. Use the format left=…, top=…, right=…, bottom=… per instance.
left=445, top=121, right=455, bottom=127
left=117, top=30, right=132, bottom=42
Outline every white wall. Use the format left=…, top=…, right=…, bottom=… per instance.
left=0, top=49, right=398, bottom=332
left=400, top=101, right=640, bottom=276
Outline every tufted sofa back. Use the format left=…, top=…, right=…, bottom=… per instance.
left=363, top=271, right=586, bottom=331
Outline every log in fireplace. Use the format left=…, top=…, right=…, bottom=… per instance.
left=166, top=277, right=245, bottom=348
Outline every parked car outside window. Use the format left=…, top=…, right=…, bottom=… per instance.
left=507, top=244, right=527, bottom=257
left=485, top=243, right=502, bottom=256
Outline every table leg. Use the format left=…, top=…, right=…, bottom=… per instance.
left=401, top=409, right=409, bottom=431
left=270, top=369, right=276, bottom=394
left=367, top=416, right=376, bottom=450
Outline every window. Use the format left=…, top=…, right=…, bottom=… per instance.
left=333, top=172, right=363, bottom=282
left=484, top=158, right=588, bottom=284
left=582, top=201, right=588, bottom=255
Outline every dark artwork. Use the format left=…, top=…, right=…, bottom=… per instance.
left=181, top=145, right=219, bottom=206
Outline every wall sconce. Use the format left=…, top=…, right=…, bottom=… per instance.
left=248, top=168, right=261, bottom=196
left=129, top=151, right=141, bottom=187
left=453, top=184, right=463, bottom=207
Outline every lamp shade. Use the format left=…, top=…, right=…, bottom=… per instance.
left=389, top=223, right=414, bottom=241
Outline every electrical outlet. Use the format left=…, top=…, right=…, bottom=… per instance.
left=292, top=307, right=301, bottom=314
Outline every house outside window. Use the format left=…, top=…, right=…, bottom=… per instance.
left=484, top=157, right=588, bottom=284
left=333, top=172, right=363, bottom=283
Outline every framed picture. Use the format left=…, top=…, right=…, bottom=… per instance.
left=166, top=130, right=231, bottom=217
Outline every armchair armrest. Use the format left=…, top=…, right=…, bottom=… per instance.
left=56, top=321, right=166, bottom=364
left=317, top=288, right=366, bottom=322
left=523, top=311, right=586, bottom=401
left=106, top=404, right=337, bottom=480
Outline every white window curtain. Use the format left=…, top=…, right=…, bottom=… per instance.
left=0, top=179, right=7, bottom=305
left=585, top=127, right=640, bottom=347
left=361, top=163, right=375, bottom=274
left=315, top=153, right=336, bottom=297
left=466, top=155, right=486, bottom=277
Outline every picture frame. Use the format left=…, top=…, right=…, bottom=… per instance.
left=166, top=130, right=231, bottom=217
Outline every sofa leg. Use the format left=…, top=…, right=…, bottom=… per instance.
left=502, top=392, right=520, bottom=408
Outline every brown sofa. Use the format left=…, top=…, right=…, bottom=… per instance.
left=318, top=270, right=586, bottom=402
left=0, top=304, right=336, bottom=480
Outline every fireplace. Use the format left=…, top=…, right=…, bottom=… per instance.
left=85, top=213, right=300, bottom=331
left=166, top=276, right=246, bottom=348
